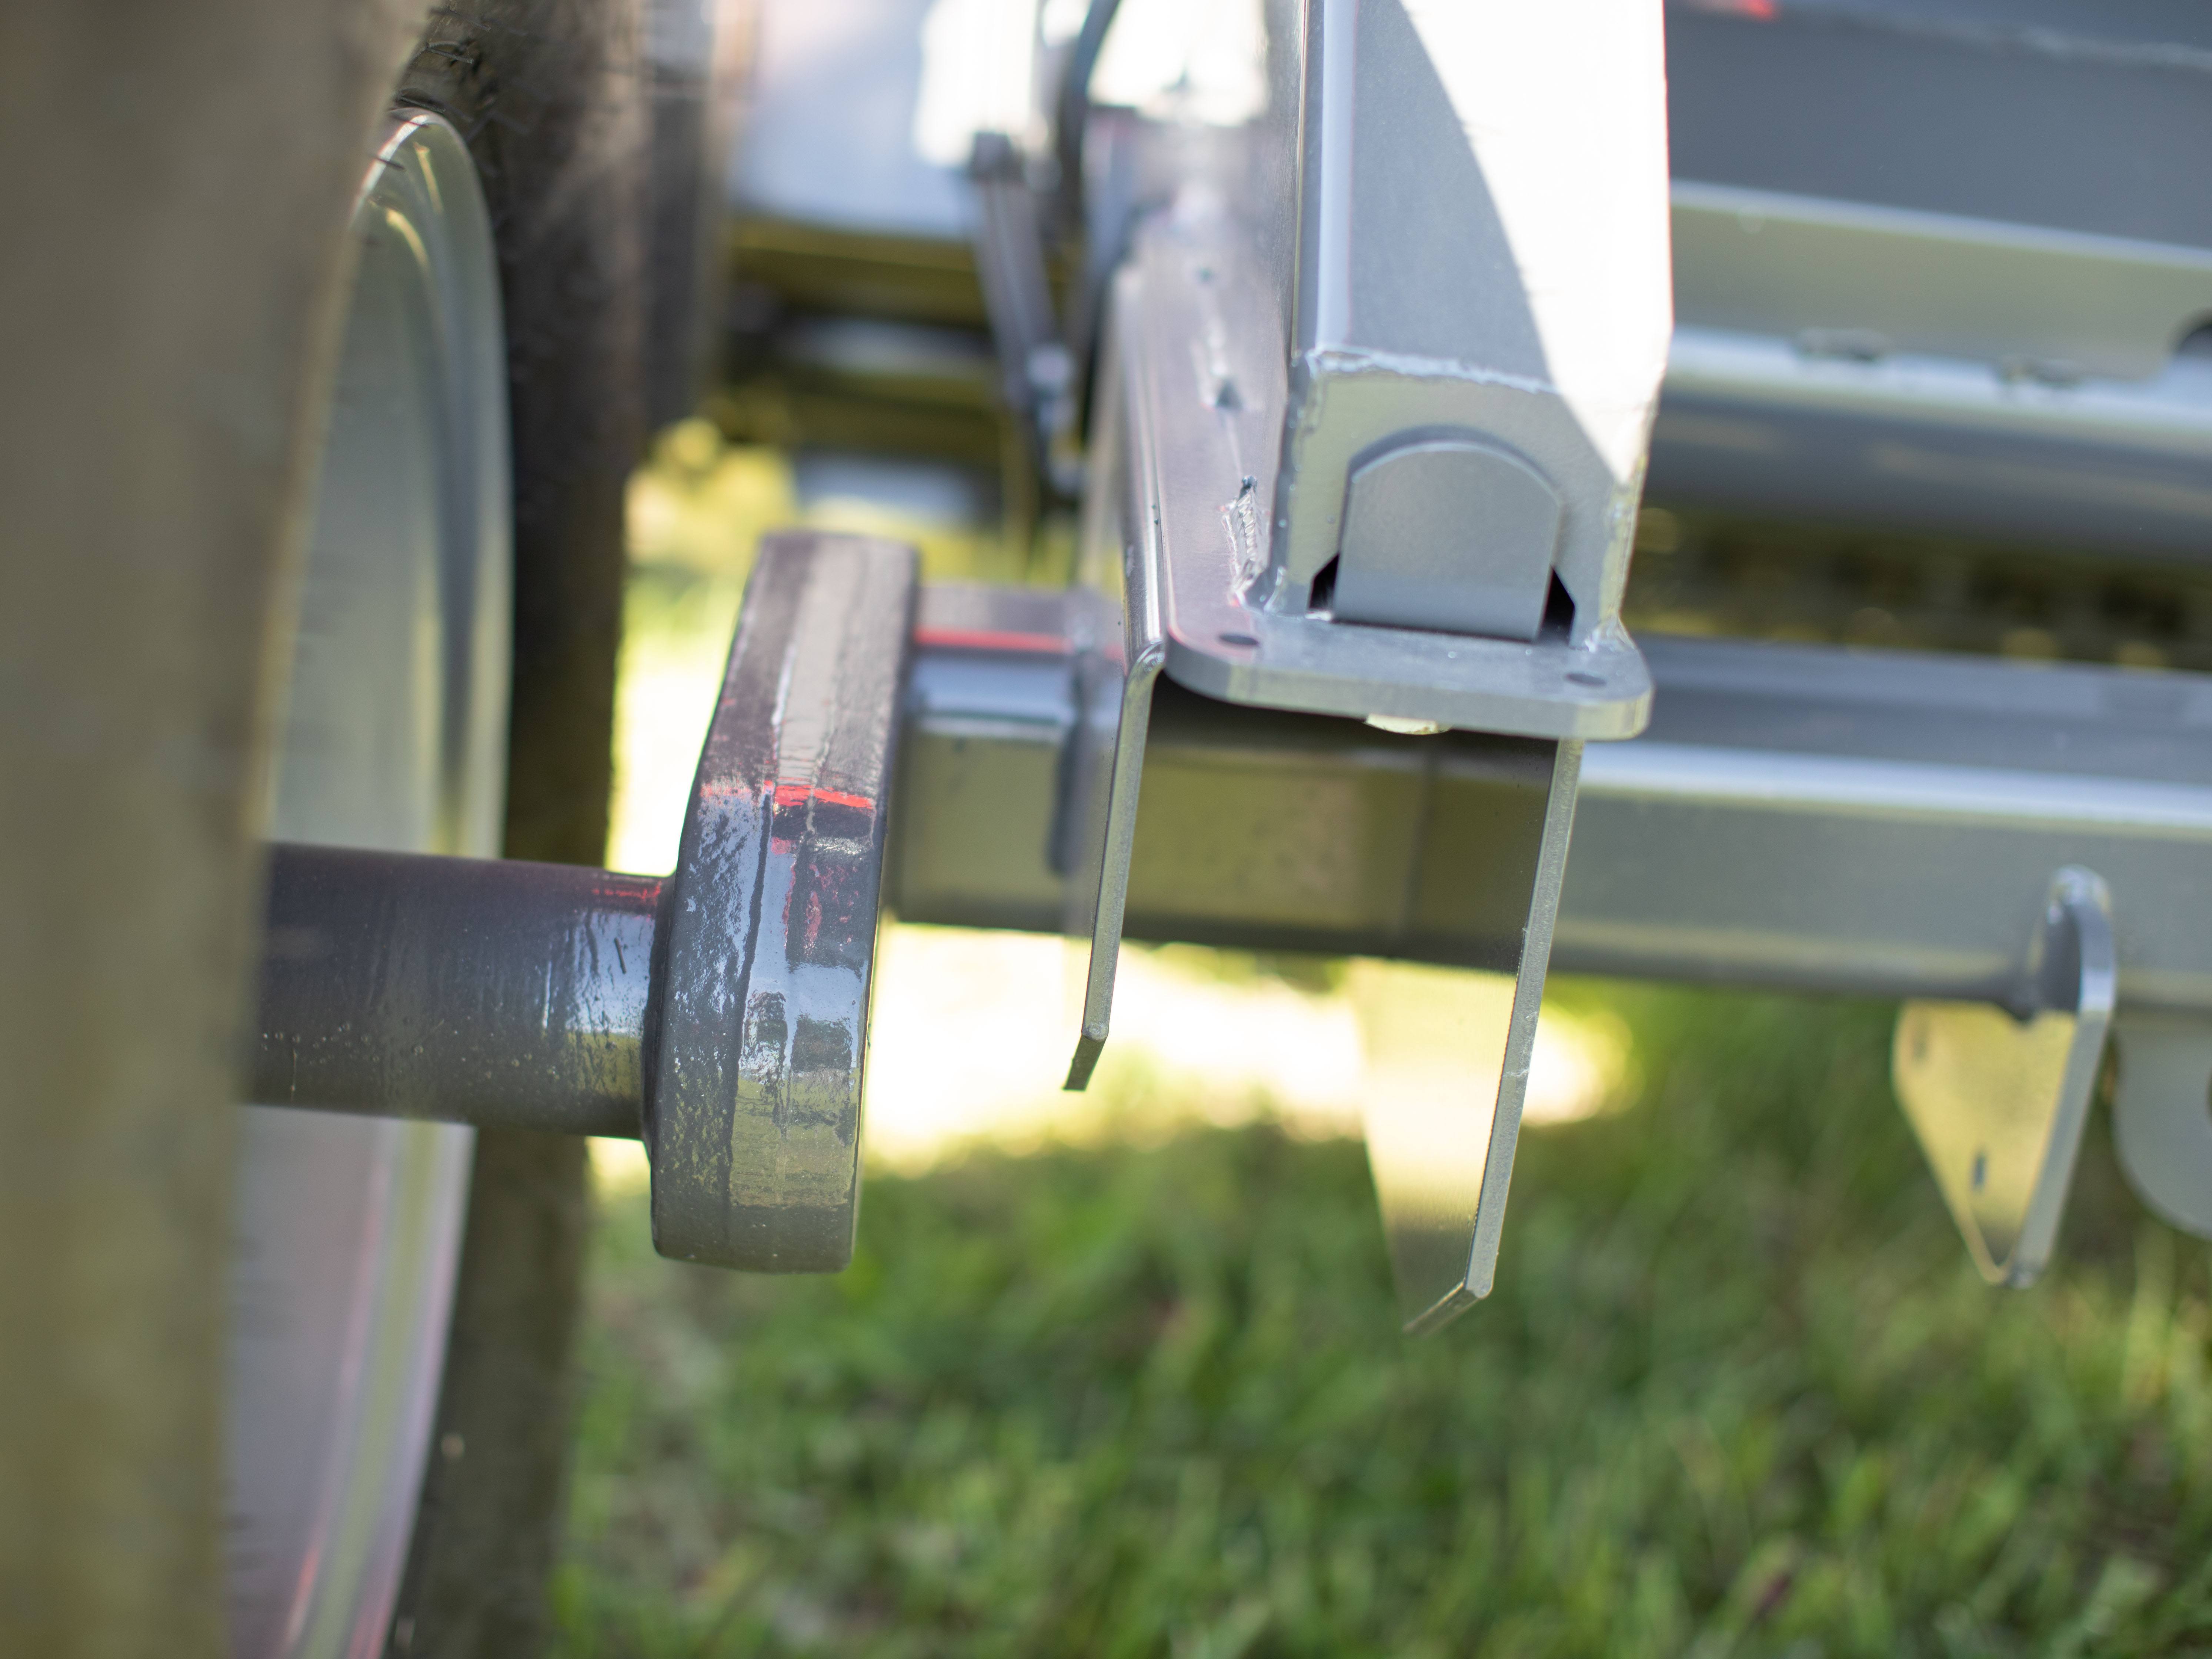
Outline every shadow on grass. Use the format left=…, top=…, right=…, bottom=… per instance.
left=553, top=985, right=2212, bottom=1658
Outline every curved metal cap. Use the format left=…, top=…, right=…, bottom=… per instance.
left=648, top=531, right=917, bottom=1270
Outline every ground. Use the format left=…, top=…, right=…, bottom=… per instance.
left=550, top=984, right=2212, bottom=1657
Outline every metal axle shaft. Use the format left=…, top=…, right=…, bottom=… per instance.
left=254, top=845, right=660, bottom=1139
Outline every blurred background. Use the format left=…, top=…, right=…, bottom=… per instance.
left=547, top=0, right=2212, bottom=1649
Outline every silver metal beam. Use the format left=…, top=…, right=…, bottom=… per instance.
left=1565, top=636, right=2212, bottom=1012
left=891, top=587, right=2212, bottom=1016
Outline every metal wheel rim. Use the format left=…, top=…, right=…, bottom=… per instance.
left=226, top=110, right=512, bottom=1659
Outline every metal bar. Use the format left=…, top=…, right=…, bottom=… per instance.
left=1652, top=326, right=2212, bottom=564
left=1563, top=636, right=2212, bottom=1011
left=254, top=847, right=660, bottom=1139
left=890, top=587, right=2212, bottom=1015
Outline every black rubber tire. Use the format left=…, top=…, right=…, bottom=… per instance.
left=380, top=6, right=647, bottom=1654
left=642, top=0, right=739, bottom=432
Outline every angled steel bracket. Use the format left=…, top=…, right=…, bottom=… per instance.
left=1057, top=0, right=1668, bottom=1089
left=1892, top=867, right=2116, bottom=1287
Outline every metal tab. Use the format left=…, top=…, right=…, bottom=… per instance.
left=1332, top=435, right=1563, bottom=641
left=1892, top=867, right=2116, bottom=1288
left=1061, top=618, right=1162, bottom=1090
left=1361, top=740, right=1583, bottom=1336
left=648, top=531, right=917, bottom=1272
left=1062, top=319, right=1165, bottom=1090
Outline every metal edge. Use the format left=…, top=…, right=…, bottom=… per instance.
left=1064, top=296, right=1170, bottom=1089
left=2007, top=867, right=2117, bottom=1285
left=1392, top=739, right=1584, bottom=1336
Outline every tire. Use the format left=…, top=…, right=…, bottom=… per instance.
left=2, top=0, right=650, bottom=1646
left=230, top=5, right=650, bottom=1655
left=0, top=4, right=436, bottom=1652
left=643, top=0, right=745, bottom=430
left=381, top=6, right=650, bottom=1655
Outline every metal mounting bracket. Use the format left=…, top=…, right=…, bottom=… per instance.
left=1057, top=219, right=1647, bottom=1089
left=1057, top=279, right=1597, bottom=1323
left=1892, top=866, right=2116, bottom=1287
left=1054, top=0, right=1671, bottom=1087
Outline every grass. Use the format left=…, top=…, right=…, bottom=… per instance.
left=550, top=985, right=2212, bottom=1657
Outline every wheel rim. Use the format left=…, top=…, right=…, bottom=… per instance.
left=226, top=111, right=511, bottom=1659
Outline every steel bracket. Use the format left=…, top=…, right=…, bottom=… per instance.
left=1892, top=867, right=2116, bottom=1287
left=1055, top=0, right=1672, bottom=1084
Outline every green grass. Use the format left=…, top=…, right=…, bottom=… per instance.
left=551, top=986, right=2212, bottom=1657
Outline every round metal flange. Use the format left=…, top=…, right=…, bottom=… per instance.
left=226, top=110, right=511, bottom=1659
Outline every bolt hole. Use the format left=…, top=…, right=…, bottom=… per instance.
left=1566, top=671, right=1603, bottom=688
left=1218, top=631, right=1258, bottom=648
